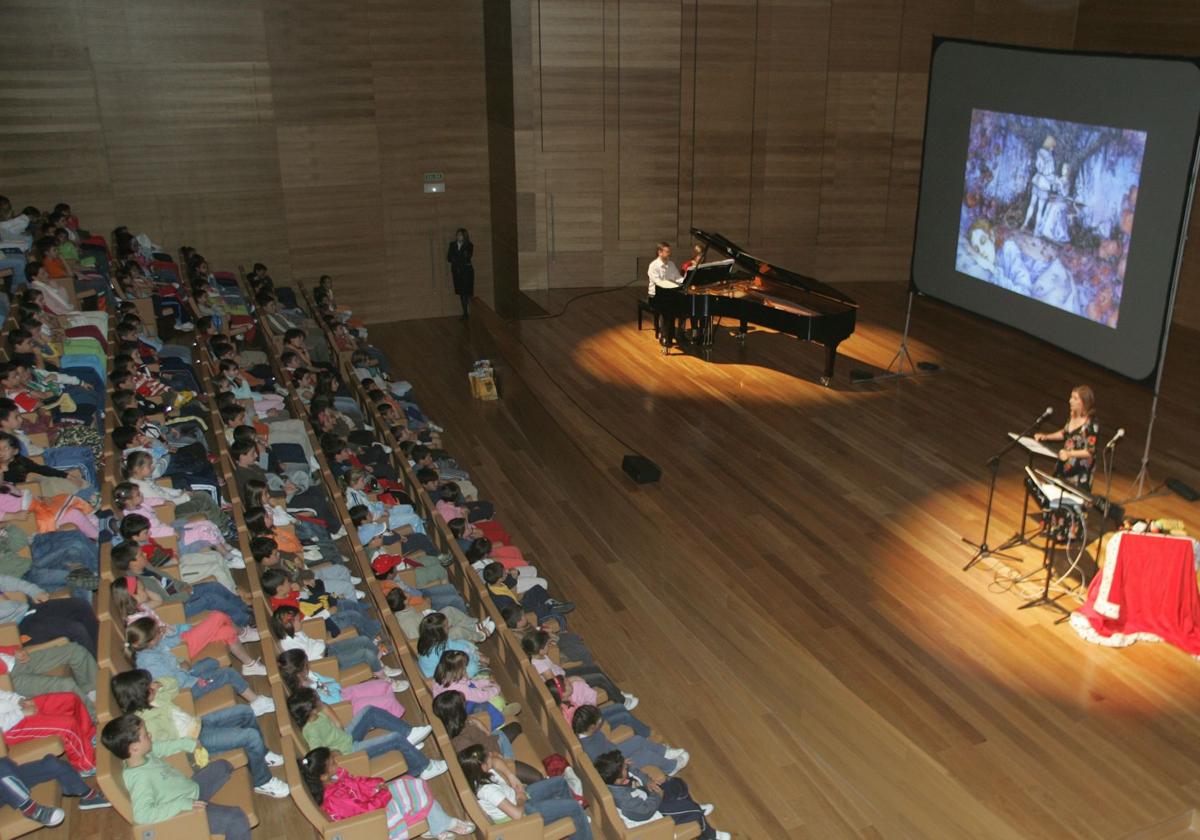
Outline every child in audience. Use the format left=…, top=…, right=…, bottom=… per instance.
left=110, top=670, right=289, bottom=799
left=431, top=690, right=543, bottom=785
left=243, top=478, right=346, bottom=554
left=465, top=536, right=543, bottom=588
left=277, top=648, right=407, bottom=719
left=0, top=634, right=96, bottom=715
left=357, top=521, right=443, bottom=583
left=297, top=747, right=472, bottom=839
left=571, top=703, right=688, bottom=776
left=457, top=744, right=591, bottom=839
left=593, top=749, right=726, bottom=839
left=522, top=629, right=637, bottom=710
left=435, top=484, right=509, bottom=545
left=0, top=752, right=109, bottom=826
left=111, top=576, right=264, bottom=665
left=243, top=504, right=344, bottom=570
left=124, top=450, right=233, bottom=537
left=548, top=677, right=650, bottom=739
left=0, top=687, right=95, bottom=773
left=269, top=605, right=405, bottom=684
left=123, top=616, right=275, bottom=714
left=482, top=561, right=573, bottom=624
left=385, top=588, right=493, bottom=644
left=261, top=567, right=381, bottom=639
left=100, top=715, right=252, bottom=840
left=500, top=604, right=592, bottom=666
left=286, top=687, right=445, bottom=781
left=111, top=541, right=254, bottom=629
left=370, top=551, right=469, bottom=616
left=416, top=612, right=488, bottom=678
left=0, top=478, right=99, bottom=539
left=251, top=535, right=359, bottom=601
left=114, top=481, right=243, bottom=562
left=345, top=468, right=426, bottom=535
left=431, top=650, right=517, bottom=730
left=118, top=514, right=242, bottom=592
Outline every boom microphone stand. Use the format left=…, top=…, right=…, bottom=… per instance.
left=962, top=406, right=1054, bottom=571
left=1090, top=429, right=1124, bottom=582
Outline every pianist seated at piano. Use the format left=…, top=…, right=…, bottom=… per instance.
left=1033, top=384, right=1099, bottom=492
left=646, top=241, right=684, bottom=347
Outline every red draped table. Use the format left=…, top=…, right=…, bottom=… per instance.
left=1070, top=531, right=1200, bottom=656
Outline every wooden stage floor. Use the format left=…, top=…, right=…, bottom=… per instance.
left=368, top=283, right=1200, bottom=840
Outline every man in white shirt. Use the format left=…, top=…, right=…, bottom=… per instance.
left=646, top=241, right=682, bottom=297
left=646, top=242, right=684, bottom=349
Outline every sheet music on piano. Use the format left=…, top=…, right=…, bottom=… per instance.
left=1008, top=432, right=1058, bottom=459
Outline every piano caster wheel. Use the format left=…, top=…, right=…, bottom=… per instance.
left=819, top=376, right=831, bottom=387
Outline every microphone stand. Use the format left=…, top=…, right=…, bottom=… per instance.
left=1089, top=441, right=1119, bottom=591
left=962, top=411, right=1050, bottom=571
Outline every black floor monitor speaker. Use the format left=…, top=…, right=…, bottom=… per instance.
left=621, top=454, right=661, bottom=484
left=1167, top=477, right=1199, bottom=502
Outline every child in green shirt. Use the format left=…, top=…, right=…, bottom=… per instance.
left=100, top=714, right=251, bottom=840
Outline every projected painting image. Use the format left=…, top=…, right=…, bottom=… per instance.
left=957, top=110, right=1146, bottom=328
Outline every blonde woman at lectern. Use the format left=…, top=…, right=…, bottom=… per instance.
left=1034, top=384, right=1099, bottom=492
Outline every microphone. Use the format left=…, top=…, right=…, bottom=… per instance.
left=1038, top=406, right=1054, bottom=422
left=1105, top=428, right=1125, bottom=449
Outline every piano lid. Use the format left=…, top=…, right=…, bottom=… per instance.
left=689, top=227, right=858, bottom=309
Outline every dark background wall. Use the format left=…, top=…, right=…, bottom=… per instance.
left=4, top=0, right=1200, bottom=329
left=512, top=0, right=1200, bottom=331
left=0, top=0, right=493, bottom=323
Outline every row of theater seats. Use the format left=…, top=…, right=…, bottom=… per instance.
left=248, top=278, right=721, bottom=838
left=0, top=205, right=723, bottom=839
left=0, top=209, right=113, bottom=840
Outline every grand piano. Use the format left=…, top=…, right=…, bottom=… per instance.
left=650, top=228, right=858, bottom=385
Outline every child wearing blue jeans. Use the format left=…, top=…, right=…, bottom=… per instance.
left=100, top=714, right=251, bottom=840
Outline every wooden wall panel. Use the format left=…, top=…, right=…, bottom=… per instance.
left=0, top=65, right=114, bottom=226
left=689, top=0, right=757, bottom=244
left=103, top=128, right=283, bottom=197
left=818, top=0, right=902, bottom=245
left=267, top=62, right=378, bottom=125
left=276, top=123, right=382, bottom=189
left=753, top=1, right=829, bottom=252
left=546, top=168, right=604, bottom=286
left=617, top=0, right=681, bottom=243
left=971, top=0, right=1080, bottom=49
left=538, top=0, right=605, bottom=152
left=93, top=54, right=285, bottom=276
left=83, top=0, right=269, bottom=63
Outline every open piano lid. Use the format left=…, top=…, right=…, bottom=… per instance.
left=689, top=227, right=858, bottom=309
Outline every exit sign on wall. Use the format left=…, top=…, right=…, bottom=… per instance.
left=424, top=171, right=445, bottom=193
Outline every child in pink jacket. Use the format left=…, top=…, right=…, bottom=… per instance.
left=298, top=747, right=473, bottom=840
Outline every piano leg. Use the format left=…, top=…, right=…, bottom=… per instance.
left=735, top=320, right=748, bottom=342
left=821, top=342, right=839, bottom=387
left=660, top=313, right=676, bottom=354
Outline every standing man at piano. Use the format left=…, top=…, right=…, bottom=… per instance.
left=647, top=241, right=683, bottom=348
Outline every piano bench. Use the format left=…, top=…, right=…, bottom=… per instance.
left=637, top=300, right=660, bottom=336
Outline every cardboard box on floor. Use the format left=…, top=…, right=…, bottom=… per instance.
left=469, top=360, right=497, bottom=400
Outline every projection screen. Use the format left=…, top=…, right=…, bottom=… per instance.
left=911, top=38, right=1200, bottom=380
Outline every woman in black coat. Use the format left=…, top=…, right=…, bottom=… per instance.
left=447, top=228, right=474, bottom=319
